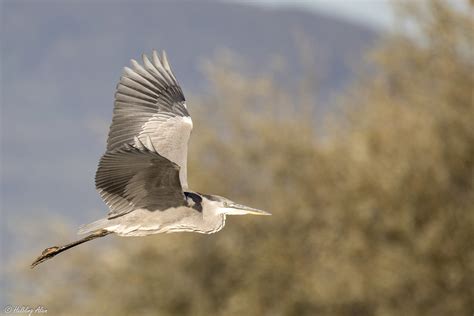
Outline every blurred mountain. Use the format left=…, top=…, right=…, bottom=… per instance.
left=4, top=0, right=377, bottom=97
left=127, top=0, right=379, bottom=95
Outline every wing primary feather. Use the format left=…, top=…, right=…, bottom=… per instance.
left=148, top=54, right=175, bottom=87
left=143, top=53, right=173, bottom=87
left=141, top=63, right=171, bottom=93
left=123, top=66, right=167, bottom=92
left=130, top=59, right=158, bottom=84
left=161, top=50, right=171, bottom=72
left=117, top=84, right=156, bottom=102
left=151, top=50, right=175, bottom=84
left=161, top=50, right=179, bottom=86
left=120, top=76, right=159, bottom=97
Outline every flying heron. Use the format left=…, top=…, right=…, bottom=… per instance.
left=31, top=50, right=270, bottom=268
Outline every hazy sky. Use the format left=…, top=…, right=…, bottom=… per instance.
left=229, top=0, right=394, bottom=29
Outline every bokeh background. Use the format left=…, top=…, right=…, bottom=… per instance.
left=1, top=0, right=473, bottom=315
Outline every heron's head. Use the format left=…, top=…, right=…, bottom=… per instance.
left=204, top=194, right=271, bottom=216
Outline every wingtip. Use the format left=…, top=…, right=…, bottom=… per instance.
left=152, top=50, right=162, bottom=67
left=122, top=66, right=133, bottom=76
left=161, top=50, right=171, bottom=71
left=130, top=59, right=140, bottom=70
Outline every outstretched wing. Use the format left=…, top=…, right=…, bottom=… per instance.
left=96, top=137, right=185, bottom=219
left=106, top=50, right=192, bottom=188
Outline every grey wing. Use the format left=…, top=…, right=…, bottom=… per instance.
left=107, top=50, right=192, bottom=188
left=96, top=138, right=185, bottom=219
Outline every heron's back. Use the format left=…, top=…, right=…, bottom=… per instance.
left=79, top=205, right=225, bottom=237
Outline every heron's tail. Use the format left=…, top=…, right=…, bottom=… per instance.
left=30, top=229, right=112, bottom=268
left=78, top=218, right=111, bottom=235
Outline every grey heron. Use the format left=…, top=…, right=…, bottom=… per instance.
left=31, top=50, right=270, bottom=268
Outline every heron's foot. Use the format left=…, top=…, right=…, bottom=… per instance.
left=42, top=246, right=60, bottom=255
left=31, top=246, right=60, bottom=269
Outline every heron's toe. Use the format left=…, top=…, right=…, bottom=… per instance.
left=41, top=246, right=59, bottom=256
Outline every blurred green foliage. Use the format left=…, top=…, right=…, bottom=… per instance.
left=13, top=1, right=473, bottom=315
